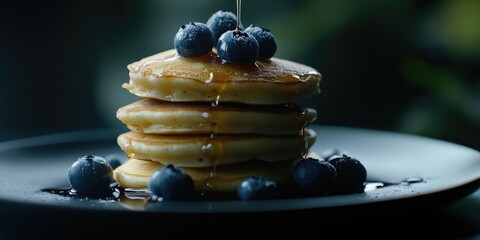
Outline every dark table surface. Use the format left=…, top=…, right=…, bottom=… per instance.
left=431, top=188, right=480, bottom=239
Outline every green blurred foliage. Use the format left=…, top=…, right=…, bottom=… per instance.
left=399, top=0, right=480, bottom=149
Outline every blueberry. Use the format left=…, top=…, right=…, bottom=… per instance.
left=293, top=158, right=337, bottom=195
left=174, top=22, right=214, bottom=58
left=237, top=176, right=278, bottom=201
left=104, top=153, right=125, bottom=170
left=217, top=29, right=259, bottom=64
left=321, top=148, right=347, bottom=161
left=206, top=10, right=237, bottom=43
left=149, top=164, right=194, bottom=201
left=67, top=155, right=113, bottom=194
left=328, top=154, right=367, bottom=193
left=244, top=25, right=277, bottom=59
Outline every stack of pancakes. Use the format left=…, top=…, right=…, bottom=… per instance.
left=113, top=49, right=322, bottom=193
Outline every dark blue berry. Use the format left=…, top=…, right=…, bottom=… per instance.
left=206, top=10, right=237, bottom=43
left=217, top=29, right=259, bottom=64
left=174, top=22, right=214, bottom=58
left=149, top=164, right=194, bottom=201
left=244, top=25, right=277, bottom=59
left=321, top=148, right=347, bottom=161
left=67, top=155, right=113, bottom=194
left=328, top=154, right=367, bottom=193
left=104, top=153, right=125, bottom=170
left=237, top=176, right=278, bottom=201
left=293, top=158, right=337, bottom=195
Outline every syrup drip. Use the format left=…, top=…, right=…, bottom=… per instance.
left=297, top=108, right=309, bottom=159
left=287, top=81, right=304, bottom=109
left=127, top=49, right=321, bottom=105
left=131, top=50, right=318, bottom=84
left=298, top=108, right=308, bottom=136
left=200, top=0, right=245, bottom=191
left=300, top=135, right=309, bottom=159
left=118, top=137, right=136, bottom=159
left=200, top=75, right=227, bottom=192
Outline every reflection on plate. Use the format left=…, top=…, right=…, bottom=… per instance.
left=0, top=125, right=478, bottom=214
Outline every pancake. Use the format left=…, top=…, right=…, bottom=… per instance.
left=123, top=49, right=321, bottom=105
left=116, top=98, right=317, bottom=135
left=113, top=157, right=296, bottom=193
left=117, top=128, right=316, bottom=168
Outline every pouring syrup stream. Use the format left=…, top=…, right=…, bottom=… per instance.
left=236, top=0, right=244, bottom=30
left=201, top=0, right=246, bottom=191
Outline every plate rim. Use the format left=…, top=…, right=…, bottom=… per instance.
left=0, top=125, right=479, bottom=214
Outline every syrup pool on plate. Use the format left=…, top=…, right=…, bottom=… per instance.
left=41, top=173, right=427, bottom=211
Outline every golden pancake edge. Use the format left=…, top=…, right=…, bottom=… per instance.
left=117, top=128, right=316, bottom=168
left=117, top=98, right=317, bottom=135
left=114, top=158, right=297, bottom=193
left=123, top=49, right=322, bottom=105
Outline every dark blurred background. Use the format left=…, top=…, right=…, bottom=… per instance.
left=0, top=0, right=478, bottom=150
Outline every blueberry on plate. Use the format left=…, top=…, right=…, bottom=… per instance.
left=237, top=176, right=278, bottom=201
left=328, top=154, right=367, bottom=193
left=104, top=153, right=125, bottom=170
left=217, top=29, right=259, bottom=64
left=68, top=155, right=113, bottom=194
left=149, top=164, right=194, bottom=201
left=293, top=158, right=337, bottom=195
left=174, top=22, right=214, bottom=58
left=244, top=25, right=277, bottom=59
left=206, top=10, right=237, bottom=43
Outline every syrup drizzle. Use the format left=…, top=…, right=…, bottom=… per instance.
left=200, top=0, right=245, bottom=192
left=200, top=69, right=225, bottom=191
left=131, top=52, right=319, bottom=84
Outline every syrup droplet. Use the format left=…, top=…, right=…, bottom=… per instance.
left=206, top=72, right=214, bottom=84
left=364, top=182, right=385, bottom=191
left=199, top=77, right=226, bottom=192
left=402, top=177, right=424, bottom=184
left=364, top=177, right=426, bottom=191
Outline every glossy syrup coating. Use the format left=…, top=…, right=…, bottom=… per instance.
left=124, top=49, right=321, bottom=105
left=129, top=49, right=320, bottom=84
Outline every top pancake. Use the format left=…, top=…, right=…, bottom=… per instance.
left=124, top=49, right=321, bottom=104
